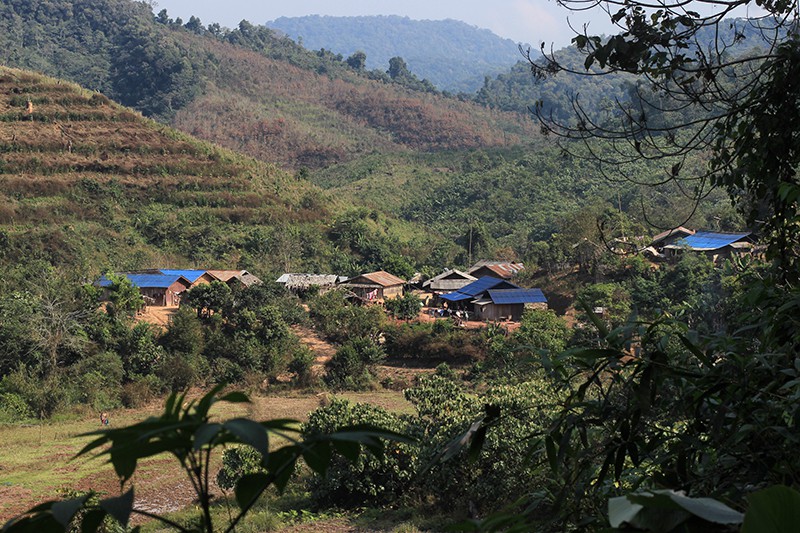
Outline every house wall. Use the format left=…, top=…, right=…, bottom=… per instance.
left=476, top=303, right=525, bottom=321
left=383, top=285, right=404, bottom=300
left=139, top=281, right=189, bottom=306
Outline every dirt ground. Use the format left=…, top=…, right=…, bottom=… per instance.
left=135, top=305, right=178, bottom=329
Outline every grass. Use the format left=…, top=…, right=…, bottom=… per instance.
left=0, top=389, right=412, bottom=523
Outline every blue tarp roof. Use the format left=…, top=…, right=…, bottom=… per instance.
left=98, top=273, right=189, bottom=289
left=487, top=288, right=547, bottom=305
left=677, top=231, right=751, bottom=250
left=159, top=269, right=208, bottom=283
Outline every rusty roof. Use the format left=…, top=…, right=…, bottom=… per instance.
left=468, top=261, right=524, bottom=279
left=347, top=270, right=405, bottom=287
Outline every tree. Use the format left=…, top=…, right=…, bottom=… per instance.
left=387, top=56, right=410, bottom=80
left=346, top=50, right=366, bottom=71
left=384, top=292, right=422, bottom=321
left=532, top=1, right=800, bottom=276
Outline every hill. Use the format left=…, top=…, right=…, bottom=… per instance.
left=266, top=15, right=527, bottom=93
left=0, top=0, right=535, bottom=170
left=0, top=66, right=448, bottom=277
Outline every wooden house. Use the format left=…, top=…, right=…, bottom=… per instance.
left=206, top=270, right=263, bottom=287
left=468, top=260, right=524, bottom=280
left=422, top=269, right=477, bottom=303
left=471, top=288, right=548, bottom=321
left=98, top=273, right=192, bottom=307
left=440, top=276, right=520, bottom=314
left=648, top=227, right=696, bottom=256
left=341, top=271, right=405, bottom=301
left=275, top=273, right=347, bottom=294
left=159, top=269, right=216, bottom=289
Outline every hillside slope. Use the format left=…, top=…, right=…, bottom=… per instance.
left=266, top=15, right=526, bottom=93
left=0, top=0, right=536, bottom=170
left=0, top=67, right=444, bottom=276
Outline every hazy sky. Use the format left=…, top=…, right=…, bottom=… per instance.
left=149, top=0, right=620, bottom=49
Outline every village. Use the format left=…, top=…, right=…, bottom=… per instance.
left=97, top=228, right=758, bottom=327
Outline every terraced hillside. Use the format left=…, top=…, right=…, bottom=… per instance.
left=0, top=67, right=441, bottom=276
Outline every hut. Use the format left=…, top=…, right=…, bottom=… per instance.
left=468, top=260, right=524, bottom=280
left=341, top=271, right=405, bottom=301
left=648, top=227, right=696, bottom=256
left=275, top=273, right=347, bottom=294
left=440, top=276, right=520, bottom=314
left=97, top=273, right=192, bottom=307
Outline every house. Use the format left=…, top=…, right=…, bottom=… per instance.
left=98, top=273, right=192, bottom=307
left=206, top=270, right=263, bottom=288
left=275, top=273, right=347, bottom=294
left=472, top=288, right=548, bottom=321
left=340, top=271, right=405, bottom=301
left=468, top=260, right=524, bottom=280
left=662, top=230, right=755, bottom=261
left=159, top=269, right=217, bottom=289
left=648, top=226, right=696, bottom=255
left=440, top=276, right=520, bottom=313
left=422, top=269, right=477, bottom=295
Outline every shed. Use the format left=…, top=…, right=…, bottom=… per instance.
left=468, top=260, right=524, bottom=280
left=341, top=271, right=406, bottom=301
left=440, top=276, right=520, bottom=313
left=98, top=273, right=192, bottom=307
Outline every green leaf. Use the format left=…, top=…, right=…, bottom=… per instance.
left=224, top=418, right=269, bottom=456
left=99, top=488, right=134, bottom=527
left=51, top=497, right=88, bottom=527
left=234, top=473, right=269, bottom=511
left=265, top=446, right=298, bottom=493
left=302, top=440, right=332, bottom=475
left=193, top=423, right=222, bottom=450
left=331, top=439, right=360, bottom=461
left=80, top=509, right=106, bottom=533
left=545, top=435, right=558, bottom=473
left=219, top=391, right=250, bottom=404
left=743, top=485, right=800, bottom=533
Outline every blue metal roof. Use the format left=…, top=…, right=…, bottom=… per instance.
left=440, top=291, right=475, bottom=302
left=98, top=273, right=189, bottom=289
left=677, top=231, right=751, bottom=250
left=487, top=288, right=547, bottom=305
left=159, top=269, right=208, bottom=283
left=456, top=276, right=520, bottom=296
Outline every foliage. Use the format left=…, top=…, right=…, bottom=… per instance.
left=103, top=272, right=144, bottom=322
left=2, top=385, right=412, bottom=533
left=303, top=398, right=415, bottom=507
left=384, top=291, right=422, bottom=321
left=308, top=290, right=387, bottom=344
left=324, top=337, right=385, bottom=391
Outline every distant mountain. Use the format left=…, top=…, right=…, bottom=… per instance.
left=266, top=15, right=529, bottom=93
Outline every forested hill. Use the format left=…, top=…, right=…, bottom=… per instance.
left=0, top=0, right=535, bottom=170
left=266, top=15, right=527, bottom=93
left=0, top=66, right=451, bottom=277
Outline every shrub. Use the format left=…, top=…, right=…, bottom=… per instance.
left=0, top=392, right=33, bottom=422
left=324, top=337, right=384, bottom=391
left=120, top=375, right=160, bottom=408
left=288, top=347, right=316, bottom=388
left=303, top=398, right=415, bottom=507
left=217, top=445, right=265, bottom=491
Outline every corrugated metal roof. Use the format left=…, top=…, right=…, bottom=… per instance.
left=98, top=273, right=190, bottom=289
left=209, top=270, right=244, bottom=282
left=347, top=271, right=405, bottom=287
left=468, top=260, right=524, bottom=278
left=456, top=276, right=520, bottom=296
left=440, top=291, right=475, bottom=302
left=487, top=288, right=547, bottom=305
left=673, top=231, right=751, bottom=251
left=651, top=226, right=695, bottom=244
left=159, top=269, right=209, bottom=283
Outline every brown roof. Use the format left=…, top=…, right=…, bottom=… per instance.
left=206, top=270, right=242, bottom=282
left=347, top=270, right=405, bottom=287
left=468, top=261, right=524, bottom=279
left=651, top=227, right=695, bottom=244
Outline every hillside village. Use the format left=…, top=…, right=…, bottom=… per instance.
left=0, top=0, right=798, bottom=531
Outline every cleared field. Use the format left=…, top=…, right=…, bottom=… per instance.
left=0, top=389, right=410, bottom=522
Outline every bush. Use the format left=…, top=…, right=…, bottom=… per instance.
left=303, top=398, right=415, bottom=507
left=0, top=392, right=33, bottom=422
left=324, top=337, right=384, bottom=391
left=217, top=446, right=265, bottom=491
left=71, top=351, right=125, bottom=410
left=288, top=348, right=316, bottom=388
left=120, top=374, right=161, bottom=408
left=0, top=366, right=63, bottom=419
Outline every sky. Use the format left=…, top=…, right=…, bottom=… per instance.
left=148, top=0, right=620, bottom=49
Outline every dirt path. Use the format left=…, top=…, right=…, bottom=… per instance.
left=135, top=305, right=178, bottom=329
left=291, top=324, right=337, bottom=377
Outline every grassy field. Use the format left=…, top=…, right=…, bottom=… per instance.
left=0, top=390, right=411, bottom=524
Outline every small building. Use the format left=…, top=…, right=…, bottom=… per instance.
left=98, top=273, right=192, bottom=307
left=276, top=273, right=347, bottom=294
left=663, top=230, right=754, bottom=262
left=422, top=269, right=477, bottom=295
left=340, top=271, right=405, bottom=301
left=159, top=269, right=216, bottom=288
left=206, top=270, right=263, bottom=288
left=468, top=260, right=524, bottom=280
left=472, top=288, right=548, bottom=322
left=649, top=226, right=696, bottom=255
left=440, top=276, right=520, bottom=314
